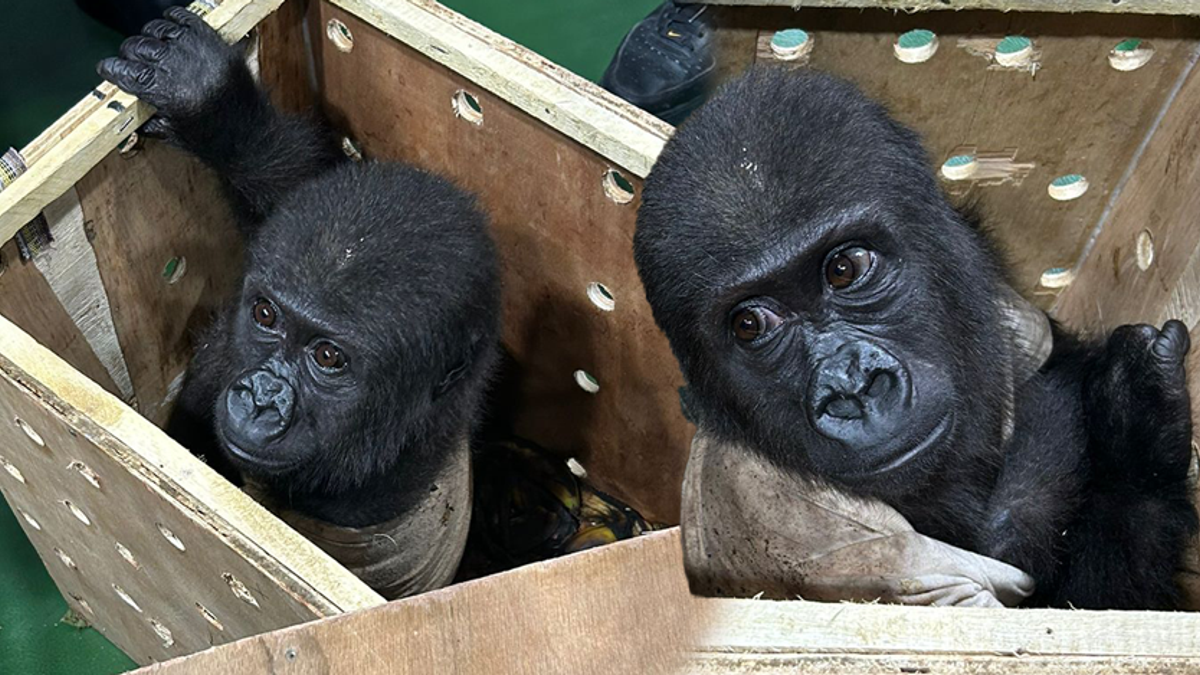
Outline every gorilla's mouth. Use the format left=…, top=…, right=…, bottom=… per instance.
left=849, top=414, right=953, bottom=479
left=215, top=425, right=297, bottom=472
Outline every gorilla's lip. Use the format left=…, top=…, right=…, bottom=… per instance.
left=850, top=414, right=953, bottom=478
left=216, top=427, right=296, bottom=471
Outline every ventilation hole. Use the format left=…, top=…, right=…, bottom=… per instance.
left=1039, top=267, right=1075, bottom=289
left=19, top=510, right=41, bottom=531
left=1136, top=229, right=1155, bottom=271
left=894, top=29, right=938, bottom=64
left=602, top=169, right=635, bottom=204
left=770, top=28, right=813, bottom=61
left=586, top=282, right=616, bottom=312
left=15, top=417, right=45, bottom=447
left=1110, top=38, right=1154, bottom=71
left=162, top=256, right=187, bottom=285
left=115, top=542, right=140, bottom=569
left=68, top=461, right=101, bottom=489
left=148, top=619, right=175, bottom=648
left=54, top=547, right=78, bottom=570
left=113, top=584, right=142, bottom=612
left=157, top=523, right=186, bottom=551
left=0, top=455, right=26, bottom=483
left=452, top=90, right=483, bottom=125
left=118, top=132, right=141, bottom=158
left=341, top=137, right=363, bottom=161
left=326, top=18, right=353, bottom=53
left=940, top=154, right=977, bottom=181
left=196, top=603, right=225, bottom=631
left=574, top=369, right=600, bottom=394
left=566, top=457, right=587, bottom=478
left=1048, top=173, right=1089, bottom=201
left=63, top=500, right=91, bottom=526
left=994, top=35, right=1033, bottom=67
left=71, top=594, right=94, bottom=615
left=223, top=573, right=261, bottom=608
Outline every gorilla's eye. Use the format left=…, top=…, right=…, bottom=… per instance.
left=731, top=306, right=781, bottom=342
left=313, top=341, right=346, bottom=370
left=825, top=247, right=875, bottom=289
left=252, top=299, right=277, bottom=328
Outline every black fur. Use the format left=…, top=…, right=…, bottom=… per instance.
left=634, top=67, right=1197, bottom=609
left=99, top=8, right=500, bottom=527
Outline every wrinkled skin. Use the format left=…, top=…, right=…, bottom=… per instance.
left=634, top=68, right=1197, bottom=609
left=99, top=8, right=501, bottom=527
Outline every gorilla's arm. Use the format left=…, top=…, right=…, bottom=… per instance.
left=1060, top=320, right=1198, bottom=609
left=98, top=7, right=344, bottom=232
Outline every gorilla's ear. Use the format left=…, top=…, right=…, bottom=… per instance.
left=997, top=284, right=1053, bottom=381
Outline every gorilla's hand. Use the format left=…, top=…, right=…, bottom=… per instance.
left=1086, top=319, right=1192, bottom=487
left=97, top=7, right=260, bottom=151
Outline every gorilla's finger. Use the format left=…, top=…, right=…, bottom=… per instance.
left=140, top=117, right=173, bottom=139
left=142, top=18, right=185, bottom=41
left=1154, top=320, right=1191, bottom=360
left=119, top=36, right=169, bottom=63
left=165, top=6, right=206, bottom=28
left=97, top=57, right=157, bottom=95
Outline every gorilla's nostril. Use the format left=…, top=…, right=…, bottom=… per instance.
left=825, top=395, right=864, bottom=420
left=865, top=370, right=896, bottom=399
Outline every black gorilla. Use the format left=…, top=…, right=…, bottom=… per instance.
left=634, top=68, right=1197, bottom=609
left=98, top=10, right=500, bottom=534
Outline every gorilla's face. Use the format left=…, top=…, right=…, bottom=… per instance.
left=634, top=68, right=1012, bottom=498
left=713, top=205, right=962, bottom=487
left=213, top=280, right=365, bottom=476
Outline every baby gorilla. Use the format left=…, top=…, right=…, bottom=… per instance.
left=99, top=9, right=499, bottom=597
left=635, top=68, right=1198, bottom=609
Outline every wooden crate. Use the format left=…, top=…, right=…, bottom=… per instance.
left=4, top=0, right=1200, bottom=672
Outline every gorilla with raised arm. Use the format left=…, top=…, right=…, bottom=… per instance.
left=99, top=8, right=500, bottom=596
left=634, top=67, right=1197, bottom=609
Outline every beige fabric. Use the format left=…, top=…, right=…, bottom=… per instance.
left=249, top=438, right=472, bottom=601
left=681, top=432, right=1036, bottom=607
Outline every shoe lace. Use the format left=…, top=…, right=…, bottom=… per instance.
left=658, top=4, right=708, bottom=47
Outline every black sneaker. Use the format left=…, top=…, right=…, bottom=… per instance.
left=601, top=2, right=715, bottom=126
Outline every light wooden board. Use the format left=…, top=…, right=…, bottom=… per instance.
left=312, top=1, right=692, bottom=524
left=712, top=8, right=1200, bottom=306
left=689, top=654, right=1200, bottom=674
left=695, top=0, right=1200, bottom=14
left=0, top=240, right=120, bottom=396
left=136, top=529, right=696, bottom=675
left=0, top=311, right=381, bottom=665
left=74, top=144, right=241, bottom=426
left=0, top=0, right=286, bottom=240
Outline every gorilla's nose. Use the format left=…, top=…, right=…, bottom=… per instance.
left=810, top=341, right=909, bottom=445
left=224, top=369, right=295, bottom=448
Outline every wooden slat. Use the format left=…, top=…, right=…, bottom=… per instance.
left=0, top=311, right=382, bottom=665
left=327, top=0, right=671, bottom=178
left=136, top=529, right=696, bottom=675
left=0, top=0, right=287, bottom=240
left=695, top=0, right=1200, bottom=14
left=694, top=599, right=1200, bottom=658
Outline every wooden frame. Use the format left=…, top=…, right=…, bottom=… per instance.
left=4, top=0, right=1200, bottom=671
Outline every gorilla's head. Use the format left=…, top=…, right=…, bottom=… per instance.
left=634, top=68, right=1016, bottom=499
left=207, top=162, right=500, bottom=493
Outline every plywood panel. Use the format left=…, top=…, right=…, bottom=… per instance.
left=137, top=529, right=695, bottom=675
left=312, top=3, right=692, bottom=524
left=74, top=145, right=241, bottom=426
left=0, top=312, right=380, bottom=666
left=0, top=240, right=120, bottom=395
left=714, top=9, right=1200, bottom=306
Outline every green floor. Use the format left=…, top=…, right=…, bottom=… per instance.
left=0, top=1, right=656, bottom=673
